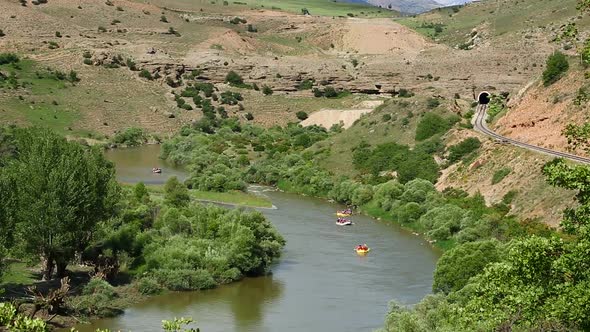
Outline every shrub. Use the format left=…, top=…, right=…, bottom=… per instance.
left=491, top=167, right=511, bottom=185
left=247, top=24, right=257, bottom=32
left=296, top=111, right=308, bottom=120
left=98, top=26, right=107, bottom=33
left=116, top=5, right=123, bottom=11
left=55, top=31, right=62, bottom=38
left=164, top=176, right=190, bottom=207
left=83, top=278, right=118, bottom=299
left=154, top=269, right=217, bottom=291
left=0, top=30, right=4, bottom=38
left=426, top=98, right=440, bottom=109
left=225, top=71, right=244, bottom=86
left=312, top=88, right=324, bottom=97
left=542, top=52, right=569, bottom=86
left=415, top=113, right=455, bottom=141
left=136, top=277, right=162, bottom=295
left=447, top=137, right=481, bottom=163
left=112, top=127, right=147, bottom=146
left=0, top=53, right=20, bottom=65
left=139, top=69, right=153, bottom=80
left=168, top=27, right=180, bottom=37
left=83, top=58, right=93, bottom=65
left=382, top=114, right=392, bottom=122
left=323, top=86, right=338, bottom=98
left=245, top=112, right=254, bottom=120
left=433, top=240, right=502, bottom=293
left=297, top=79, right=313, bottom=90
left=126, top=58, right=137, bottom=71
left=398, top=88, right=414, bottom=98
left=230, top=17, right=247, bottom=24
left=262, top=85, right=273, bottom=95
left=160, top=15, right=168, bottom=23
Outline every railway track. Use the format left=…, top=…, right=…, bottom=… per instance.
left=472, top=104, right=590, bottom=164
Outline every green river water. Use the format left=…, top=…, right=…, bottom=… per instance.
left=74, top=146, right=440, bottom=332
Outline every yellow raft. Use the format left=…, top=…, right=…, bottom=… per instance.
left=336, top=212, right=352, bottom=217
left=355, top=248, right=370, bottom=254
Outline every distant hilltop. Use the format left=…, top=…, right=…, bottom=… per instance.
left=340, top=0, right=474, bottom=14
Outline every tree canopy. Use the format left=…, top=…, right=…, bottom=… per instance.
left=2, top=128, right=119, bottom=279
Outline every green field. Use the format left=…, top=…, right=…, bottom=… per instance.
left=140, top=0, right=396, bottom=17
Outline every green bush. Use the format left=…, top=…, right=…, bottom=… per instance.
left=415, top=113, right=456, bottom=141
left=0, top=53, right=19, bottom=65
left=262, top=85, right=273, bottom=95
left=382, top=114, right=392, bottom=122
left=154, top=269, right=216, bottom=291
left=297, top=79, right=313, bottom=90
left=83, top=278, right=118, bottom=299
left=542, top=52, right=569, bottom=86
left=491, top=167, right=511, bottom=185
left=296, top=111, right=308, bottom=120
left=447, top=137, right=481, bottom=163
left=225, top=71, right=244, bottom=86
left=112, top=127, right=147, bottom=146
left=139, top=69, right=153, bottom=80
left=398, top=88, right=414, bottom=98
left=136, top=277, right=163, bottom=295
left=427, top=98, right=440, bottom=109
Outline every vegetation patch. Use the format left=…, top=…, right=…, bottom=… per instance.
left=491, top=167, right=511, bottom=185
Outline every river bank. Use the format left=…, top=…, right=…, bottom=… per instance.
left=72, top=189, right=438, bottom=332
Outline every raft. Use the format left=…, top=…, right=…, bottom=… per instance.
left=336, top=212, right=352, bottom=217
left=355, top=248, right=370, bottom=254
left=336, top=220, right=353, bottom=226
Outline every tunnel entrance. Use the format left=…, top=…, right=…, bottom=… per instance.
left=478, top=91, right=491, bottom=104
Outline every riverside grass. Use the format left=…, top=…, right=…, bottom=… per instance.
left=123, top=183, right=273, bottom=208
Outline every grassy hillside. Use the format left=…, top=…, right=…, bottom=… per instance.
left=398, top=0, right=589, bottom=46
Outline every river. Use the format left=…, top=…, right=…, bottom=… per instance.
left=79, top=147, right=440, bottom=332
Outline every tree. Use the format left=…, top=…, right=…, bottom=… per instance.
left=133, top=182, right=150, bottom=203
left=5, top=128, right=119, bottom=280
left=543, top=158, right=590, bottom=233
left=433, top=240, right=502, bottom=293
left=296, top=111, right=308, bottom=120
left=563, top=122, right=590, bottom=154
left=542, top=52, right=569, bottom=86
left=164, top=176, right=190, bottom=207
left=225, top=71, right=244, bottom=86
left=262, top=85, right=273, bottom=95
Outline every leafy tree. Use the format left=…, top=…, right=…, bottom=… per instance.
left=225, top=71, right=244, bottom=86
left=415, top=113, right=456, bottom=141
left=164, top=176, right=190, bottom=207
left=296, top=111, right=308, bottom=120
left=433, top=240, right=502, bottom=293
left=542, top=52, right=569, bottom=86
left=133, top=182, right=150, bottom=202
left=4, top=128, right=119, bottom=279
left=563, top=122, right=590, bottom=154
left=262, top=85, right=273, bottom=95
left=0, top=53, right=19, bottom=65
left=543, top=158, right=590, bottom=233
left=447, top=137, right=481, bottom=163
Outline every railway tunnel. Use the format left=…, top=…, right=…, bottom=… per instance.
left=478, top=91, right=490, bottom=104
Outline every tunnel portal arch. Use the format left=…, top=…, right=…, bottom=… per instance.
left=478, top=91, right=491, bottom=105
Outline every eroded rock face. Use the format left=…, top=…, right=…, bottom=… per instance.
left=138, top=60, right=397, bottom=95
